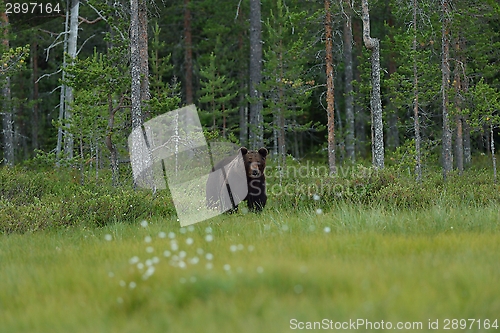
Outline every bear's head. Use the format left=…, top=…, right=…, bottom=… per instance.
left=240, top=147, right=267, bottom=179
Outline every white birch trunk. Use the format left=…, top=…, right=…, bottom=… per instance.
left=2, top=77, right=13, bottom=166
left=361, top=0, right=384, bottom=169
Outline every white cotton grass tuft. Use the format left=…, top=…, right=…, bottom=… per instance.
left=140, top=220, right=148, bottom=228
left=104, top=234, right=112, bottom=241
left=189, top=257, right=199, bottom=265
left=129, top=256, right=140, bottom=265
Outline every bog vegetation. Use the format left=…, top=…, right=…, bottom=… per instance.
left=1, top=163, right=500, bottom=332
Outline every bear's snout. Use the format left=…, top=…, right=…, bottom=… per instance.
left=249, top=162, right=261, bottom=178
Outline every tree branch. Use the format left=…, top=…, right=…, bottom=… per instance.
left=78, top=16, right=102, bottom=25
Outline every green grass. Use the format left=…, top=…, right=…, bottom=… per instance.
left=1, top=205, right=499, bottom=333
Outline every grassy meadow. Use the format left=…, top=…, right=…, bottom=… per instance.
left=1, top=163, right=500, bottom=332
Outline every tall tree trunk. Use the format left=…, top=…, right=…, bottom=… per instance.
left=413, top=0, right=422, bottom=182
left=361, top=0, right=384, bottom=169
left=386, top=7, right=399, bottom=151
left=343, top=0, right=355, bottom=163
left=238, top=6, right=248, bottom=147
left=277, top=35, right=286, bottom=169
left=463, top=116, right=471, bottom=166
left=490, top=124, right=497, bottom=184
left=1, top=12, right=13, bottom=166
left=130, top=0, right=142, bottom=130
left=56, top=1, right=69, bottom=163
left=31, top=40, right=39, bottom=151
left=139, top=0, right=149, bottom=107
left=1, top=76, right=13, bottom=166
left=454, top=35, right=464, bottom=174
left=325, top=0, right=336, bottom=174
left=183, top=0, right=193, bottom=104
left=106, top=94, right=119, bottom=186
left=353, top=19, right=367, bottom=159
left=130, top=0, right=152, bottom=189
left=63, top=0, right=79, bottom=159
left=441, top=0, right=453, bottom=179
left=249, top=0, right=263, bottom=149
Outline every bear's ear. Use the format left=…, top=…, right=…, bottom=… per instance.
left=258, top=147, right=268, bottom=158
left=240, top=147, right=248, bottom=155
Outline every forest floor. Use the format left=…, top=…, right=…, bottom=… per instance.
left=1, top=204, right=499, bottom=333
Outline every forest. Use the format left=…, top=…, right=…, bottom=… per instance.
left=2, top=1, right=500, bottom=331
left=0, top=0, right=499, bottom=181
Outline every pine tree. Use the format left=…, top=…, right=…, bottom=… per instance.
left=468, top=78, right=500, bottom=183
left=198, top=51, right=237, bottom=138
left=261, top=0, right=313, bottom=169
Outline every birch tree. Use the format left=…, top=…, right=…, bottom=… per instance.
left=130, top=0, right=142, bottom=130
left=184, top=0, right=194, bottom=104
left=441, top=0, right=453, bottom=179
left=361, top=0, right=384, bottom=169
left=64, top=0, right=79, bottom=159
left=412, top=0, right=422, bottom=182
left=1, top=12, right=13, bottom=166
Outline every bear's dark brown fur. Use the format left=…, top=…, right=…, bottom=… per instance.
left=206, top=147, right=268, bottom=213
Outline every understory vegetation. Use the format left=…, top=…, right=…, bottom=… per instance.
left=1, top=157, right=499, bottom=332
left=1, top=155, right=499, bottom=233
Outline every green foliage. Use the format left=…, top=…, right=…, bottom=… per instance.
left=147, top=22, right=181, bottom=118
left=0, top=167, right=175, bottom=233
left=260, top=0, right=316, bottom=147
left=198, top=51, right=238, bottom=136
left=467, top=78, right=500, bottom=130
left=0, top=45, right=29, bottom=77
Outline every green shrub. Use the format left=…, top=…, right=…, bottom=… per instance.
left=0, top=167, right=176, bottom=233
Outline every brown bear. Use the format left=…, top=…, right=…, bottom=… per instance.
left=206, top=147, right=268, bottom=213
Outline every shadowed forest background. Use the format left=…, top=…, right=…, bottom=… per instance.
left=1, top=0, right=500, bottom=183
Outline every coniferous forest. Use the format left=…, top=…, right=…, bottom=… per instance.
left=0, top=0, right=499, bottom=180
left=2, top=2, right=500, bottom=331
